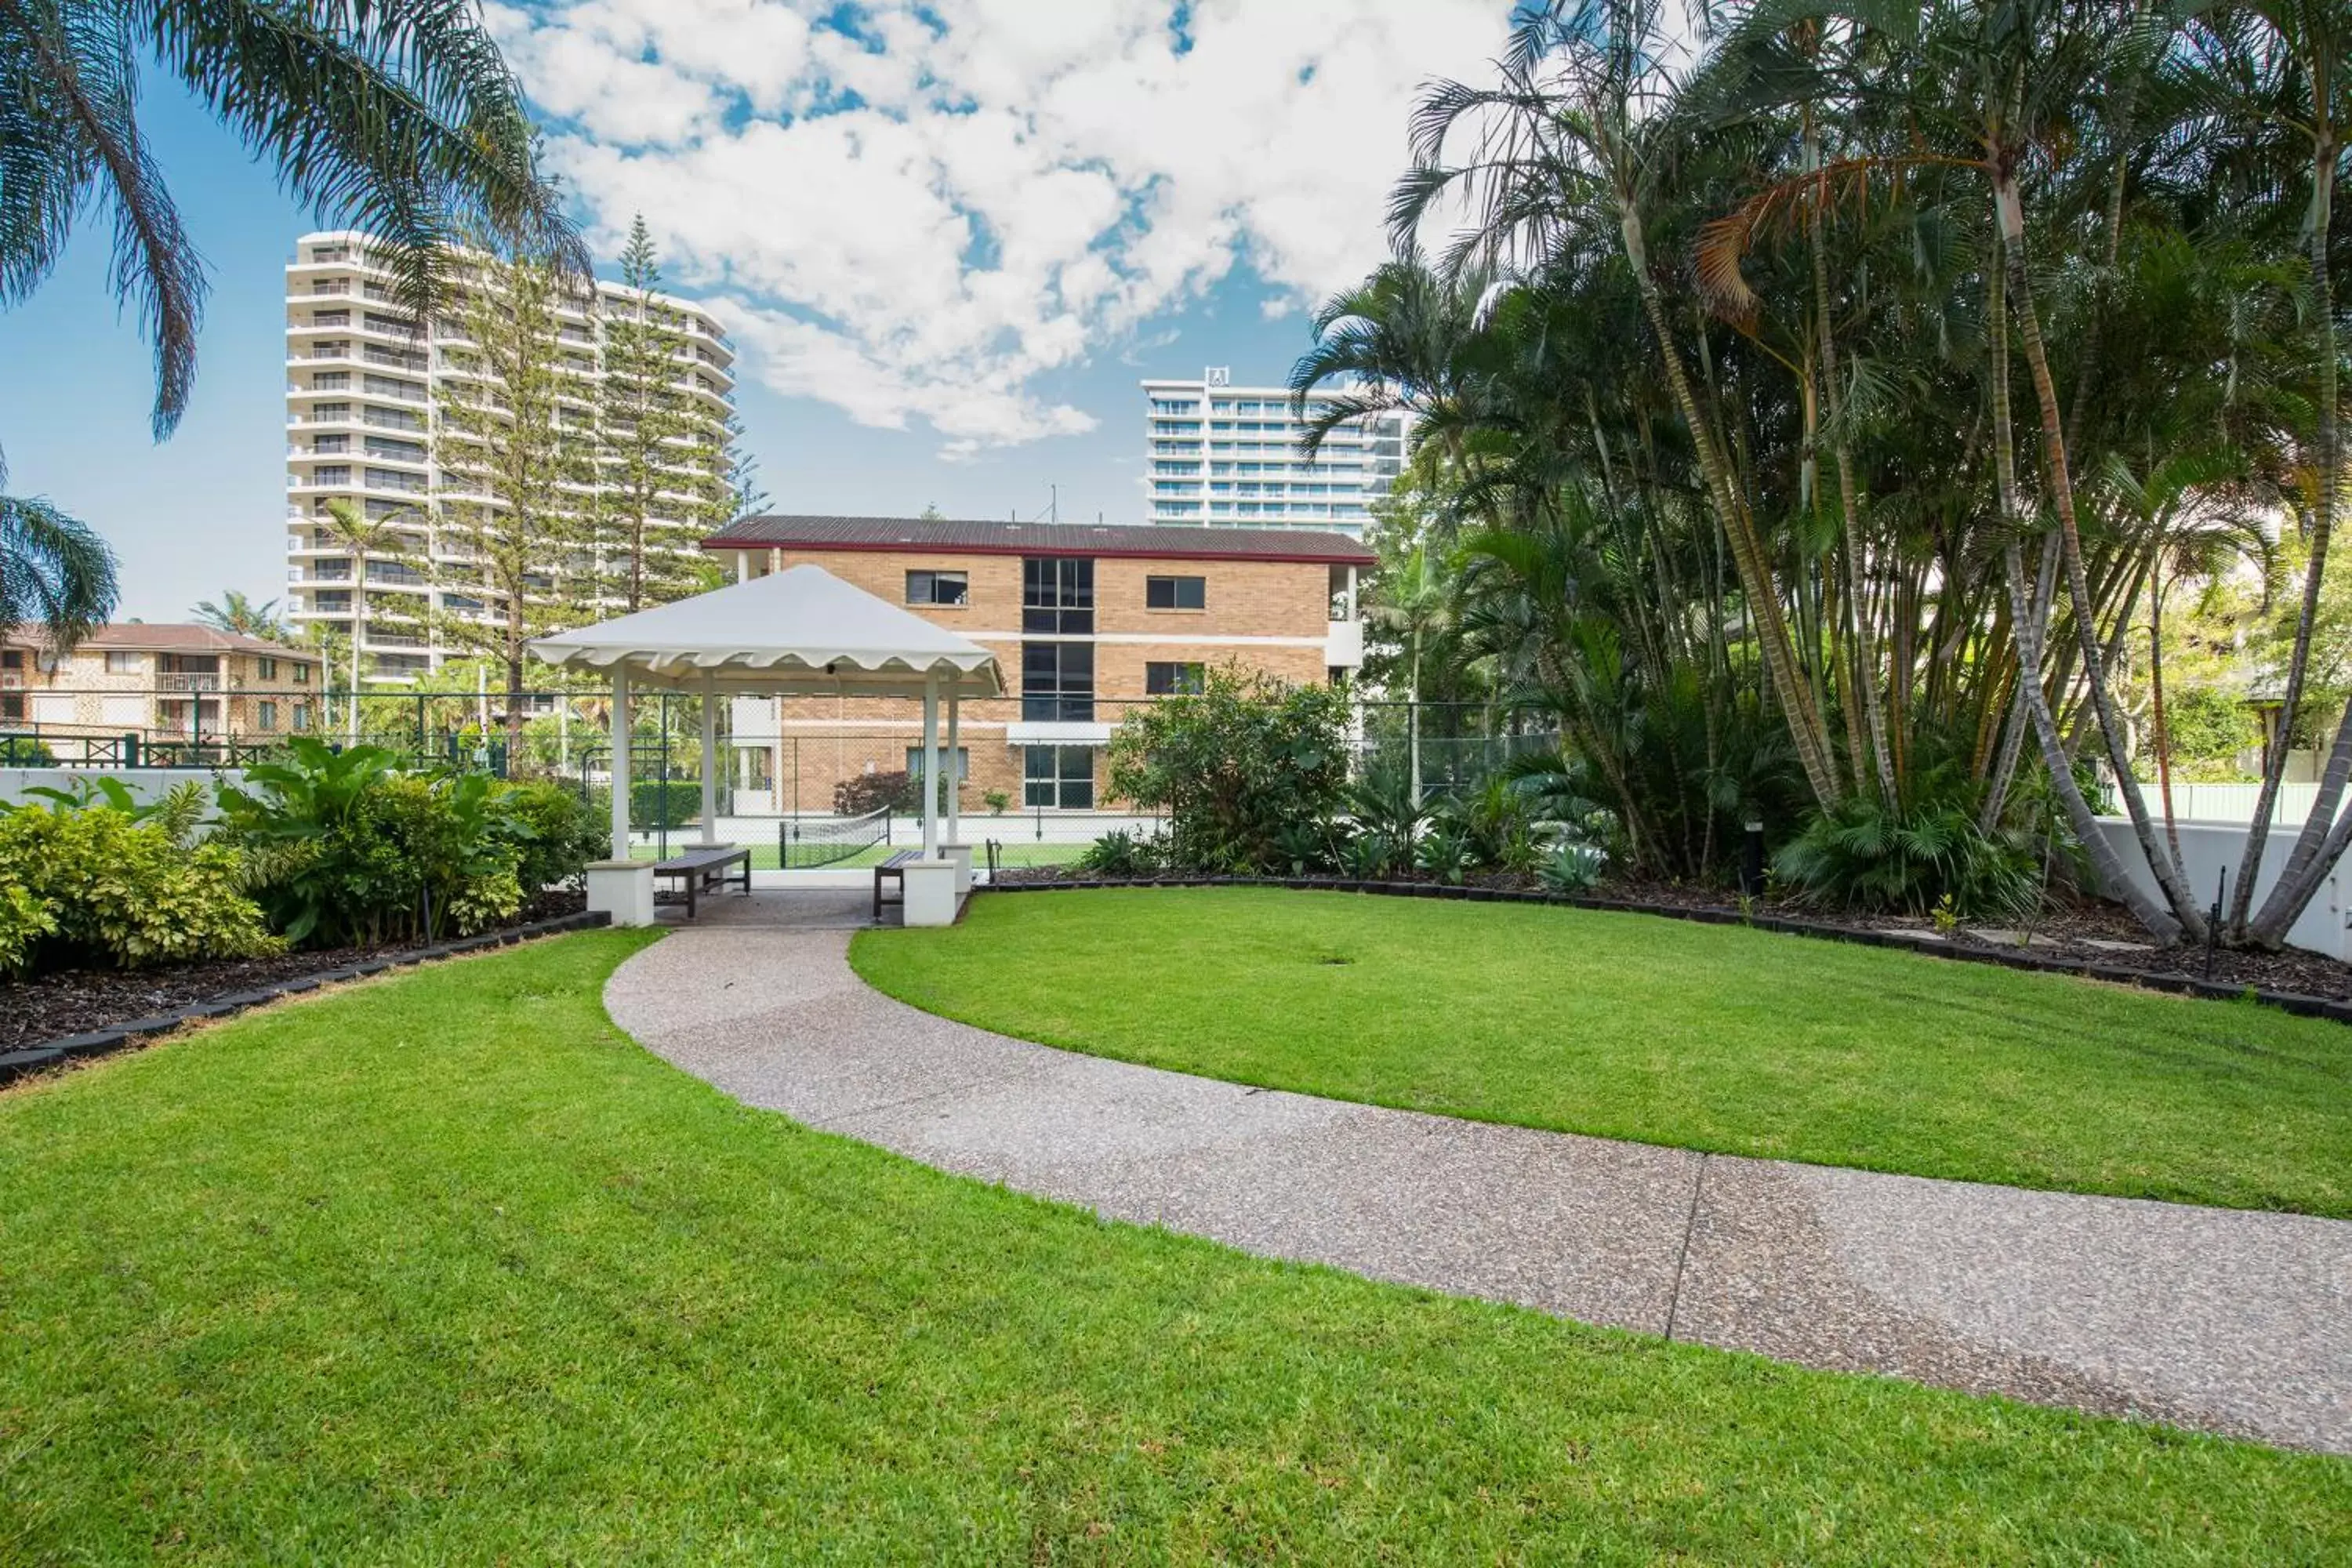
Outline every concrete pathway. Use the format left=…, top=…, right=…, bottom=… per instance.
left=604, top=892, right=2352, bottom=1455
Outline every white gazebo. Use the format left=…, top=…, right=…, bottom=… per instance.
left=531, top=564, right=1002, bottom=924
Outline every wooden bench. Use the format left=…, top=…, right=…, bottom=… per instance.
left=652, top=844, right=751, bottom=920
left=873, top=848, right=924, bottom=920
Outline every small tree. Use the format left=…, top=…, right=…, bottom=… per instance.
left=432, top=249, right=601, bottom=753
left=1108, top=668, right=1350, bottom=873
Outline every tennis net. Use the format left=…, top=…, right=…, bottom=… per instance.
left=778, top=808, right=891, bottom=869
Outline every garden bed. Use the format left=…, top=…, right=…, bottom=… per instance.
left=1, top=890, right=593, bottom=1062
left=985, top=866, right=2352, bottom=1006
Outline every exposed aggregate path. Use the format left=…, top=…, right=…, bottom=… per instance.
left=603, top=891, right=2352, bottom=1454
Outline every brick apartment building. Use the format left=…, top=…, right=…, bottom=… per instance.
left=1, top=625, right=323, bottom=758
left=702, top=515, right=1375, bottom=813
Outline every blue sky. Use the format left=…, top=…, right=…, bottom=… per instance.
left=0, top=2, right=1513, bottom=623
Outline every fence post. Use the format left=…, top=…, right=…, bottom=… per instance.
left=413, top=693, right=426, bottom=757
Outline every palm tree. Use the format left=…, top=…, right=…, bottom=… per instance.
left=0, top=460, right=115, bottom=645
left=318, top=499, right=416, bottom=744
left=191, top=590, right=285, bottom=641
left=0, top=0, right=582, bottom=658
left=1367, top=546, right=1454, bottom=805
left=1394, top=0, right=1849, bottom=810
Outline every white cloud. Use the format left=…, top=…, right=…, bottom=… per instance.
left=501, top=1, right=1515, bottom=454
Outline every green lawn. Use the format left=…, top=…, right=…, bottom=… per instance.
left=2, top=935, right=2343, bottom=1560
left=851, top=888, right=2352, bottom=1218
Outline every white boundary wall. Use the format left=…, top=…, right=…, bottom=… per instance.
left=2093, top=817, right=2350, bottom=961
left=1, top=767, right=247, bottom=808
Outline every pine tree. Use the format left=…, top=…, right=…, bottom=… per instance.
left=430, top=249, right=601, bottom=754
left=595, top=216, right=738, bottom=610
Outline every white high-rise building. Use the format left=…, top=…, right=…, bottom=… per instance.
left=281, top=230, right=736, bottom=681
left=1142, top=368, right=1410, bottom=535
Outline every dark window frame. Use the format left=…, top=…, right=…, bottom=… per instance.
left=905, top=746, right=971, bottom=781
left=1145, top=661, right=1206, bottom=696
left=1021, top=640, right=1094, bottom=722
left=906, top=569, right=970, bottom=607
left=1145, top=574, right=1207, bottom=611
left=1022, top=744, right=1095, bottom=809
left=1022, top=557, right=1094, bottom=634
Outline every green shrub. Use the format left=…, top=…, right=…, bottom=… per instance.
left=0, top=804, right=280, bottom=973
left=1336, top=828, right=1403, bottom=880
left=1773, top=796, right=2041, bottom=920
left=630, top=777, right=704, bottom=827
left=0, top=880, right=56, bottom=974
left=216, top=738, right=533, bottom=947
left=0, top=735, right=56, bottom=766
left=1108, top=669, right=1348, bottom=874
left=2159, top=686, right=2260, bottom=782
left=495, top=781, right=604, bottom=891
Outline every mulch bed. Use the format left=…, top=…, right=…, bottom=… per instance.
left=2, top=889, right=590, bottom=1053
left=988, top=867, right=2352, bottom=1003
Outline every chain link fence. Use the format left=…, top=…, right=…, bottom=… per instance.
left=5, top=686, right=1557, bottom=866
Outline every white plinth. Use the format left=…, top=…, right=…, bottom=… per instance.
left=940, top=842, right=975, bottom=897
left=902, top=858, right=961, bottom=927
left=586, top=860, right=657, bottom=927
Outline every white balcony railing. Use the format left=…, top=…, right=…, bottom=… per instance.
left=157, top=673, right=223, bottom=693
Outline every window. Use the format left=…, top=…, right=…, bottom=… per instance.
left=1145, top=575, right=1206, bottom=611
left=292, top=662, right=311, bottom=684
left=905, top=746, right=971, bottom=780
left=256, top=656, right=279, bottom=680
left=1145, top=661, right=1205, bottom=696
left=1021, top=640, right=1093, bottom=722
left=311, top=372, right=350, bottom=391
left=292, top=702, right=310, bottom=731
left=906, top=570, right=969, bottom=607
left=1023, top=745, right=1094, bottom=809
left=1022, top=557, right=1092, bottom=634
left=257, top=700, right=278, bottom=732
left=310, top=402, right=350, bottom=422
left=313, top=465, right=351, bottom=486
left=104, top=651, right=141, bottom=674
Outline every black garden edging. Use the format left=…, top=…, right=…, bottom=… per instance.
left=975, top=877, right=2352, bottom=1028
left=0, top=911, right=615, bottom=1085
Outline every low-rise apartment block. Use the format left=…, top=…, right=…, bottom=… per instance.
left=702, top=515, right=1374, bottom=813
left=1, top=626, right=322, bottom=757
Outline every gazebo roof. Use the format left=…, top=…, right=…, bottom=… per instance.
left=529, top=564, right=1002, bottom=699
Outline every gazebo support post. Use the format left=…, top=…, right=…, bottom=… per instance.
left=920, top=671, right=940, bottom=858
left=610, top=667, right=632, bottom=860
left=699, top=667, right=720, bottom=847
left=946, top=695, right=960, bottom=844
left=941, top=693, right=971, bottom=896
left=586, top=666, right=655, bottom=927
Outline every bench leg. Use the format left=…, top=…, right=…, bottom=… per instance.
left=688, top=874, right=699, bottom=921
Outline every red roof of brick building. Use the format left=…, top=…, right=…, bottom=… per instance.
left=702, top=514, right=1377, bottom=566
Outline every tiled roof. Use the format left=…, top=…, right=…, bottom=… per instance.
left=5, top=623, right=316, bottom=658
left=702, top=514, right=1377, bottom=566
